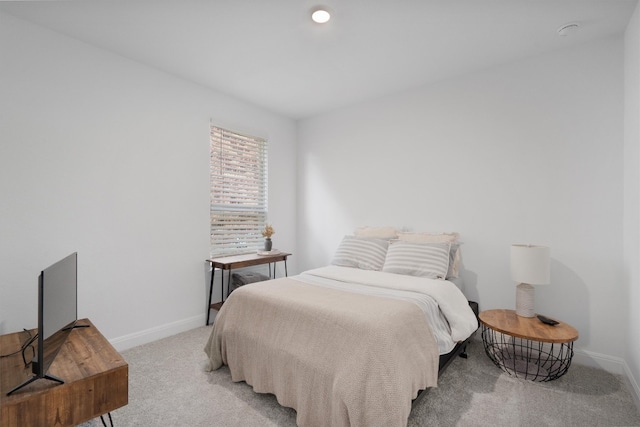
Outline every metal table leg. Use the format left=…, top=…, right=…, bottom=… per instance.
left=225, top=267, right=232, bottom=299
left=206, top=265, right=215, bottom=326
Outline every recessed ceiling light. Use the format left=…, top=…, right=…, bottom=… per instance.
left=312, top=9, right=331, bottom=24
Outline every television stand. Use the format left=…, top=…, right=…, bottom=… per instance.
left=0, top=319, right=128, bottom=426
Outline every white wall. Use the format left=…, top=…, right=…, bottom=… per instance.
left=0, top=11, right=297, bottom=348
left=298, top=38, right=625, bottom=365
left=624, top=1, right=640, bottom=406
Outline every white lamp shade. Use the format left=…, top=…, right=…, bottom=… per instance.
left=510, top=245, right=550, bottom=285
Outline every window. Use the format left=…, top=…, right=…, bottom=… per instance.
left=210, top=125, right=268, bottom=257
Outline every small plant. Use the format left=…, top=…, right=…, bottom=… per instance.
left=261, top=224, right=275, bottom=238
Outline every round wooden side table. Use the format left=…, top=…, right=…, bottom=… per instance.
left=478, top=309, right=579, bottom=382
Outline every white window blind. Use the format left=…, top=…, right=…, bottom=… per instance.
left=210, top=125, right=268, bottom=257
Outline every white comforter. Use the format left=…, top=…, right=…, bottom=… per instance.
left=297, top=266, right=478, bottom=350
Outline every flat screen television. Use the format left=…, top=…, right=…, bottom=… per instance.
left=7, top=252, right=80, bottom=395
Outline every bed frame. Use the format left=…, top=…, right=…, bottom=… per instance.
left=412, top=300, right=479, bottom=407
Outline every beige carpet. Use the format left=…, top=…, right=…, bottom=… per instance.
left=79, top=325, right=640, bottom=426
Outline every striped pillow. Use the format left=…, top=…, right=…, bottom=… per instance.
left=382, top=241, right=451, bottom=279
left=396, top=232, right=461, bottom=278
left=331, top=236, right=389, bottom=271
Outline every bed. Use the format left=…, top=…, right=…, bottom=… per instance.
left=204, top=258, right=478, bottom=427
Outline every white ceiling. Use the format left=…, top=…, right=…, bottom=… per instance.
left=1, top=0, right=636, bottom=119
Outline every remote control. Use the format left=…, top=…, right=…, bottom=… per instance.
left=537, top=315, right=559, bottom=326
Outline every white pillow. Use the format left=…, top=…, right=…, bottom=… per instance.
left=396, top=232, right=459, bottom=243
left=331, top=235, right=389, bottom=271
left=354, top=226, right=399, bottom=240
left=382, top=241, right=450, bottom=280
left=397, top=232, right=461, bottom=278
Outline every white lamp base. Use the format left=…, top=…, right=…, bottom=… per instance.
left=516, top=283, right=535, bottom=317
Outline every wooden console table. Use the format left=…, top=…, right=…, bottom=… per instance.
left=206, top=252, right=291, bottom=325
left=0, top=318, right=128, bottom=426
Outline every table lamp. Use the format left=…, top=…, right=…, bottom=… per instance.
left=510, top=244, right=550, bottom=317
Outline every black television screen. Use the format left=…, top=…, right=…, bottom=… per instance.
left=37, top=252, right=78, bottom=375
left=7, top=252, right=78, bottom=395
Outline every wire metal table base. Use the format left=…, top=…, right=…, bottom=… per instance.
left=481, top=324, right=574, bottom=381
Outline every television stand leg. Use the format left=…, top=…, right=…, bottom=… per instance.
left=43, top=373, right=65, bottom=385
left=6, top=375, right=38, bottom=396
left=6, top=373, right=65, bottom=396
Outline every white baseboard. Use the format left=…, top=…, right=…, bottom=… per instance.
left=573, top=348, right=626, bottom=375
left=573, top=348, right=640, bottom=412
left=623, top=361, right=640, bottom=414
left=108, top=314, right=206, bottom=352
